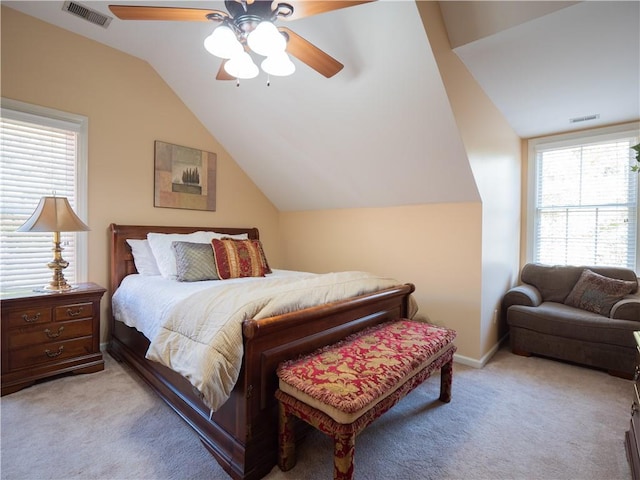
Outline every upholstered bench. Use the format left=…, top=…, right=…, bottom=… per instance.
left=275, top=319, right=457, bottom=480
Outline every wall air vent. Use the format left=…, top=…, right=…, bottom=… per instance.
left=569, top=114, right=600, bottom=124
left=62, top=1, right=112, bottom=28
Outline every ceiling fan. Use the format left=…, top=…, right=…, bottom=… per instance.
left=108, top=1, right=374, bottom=81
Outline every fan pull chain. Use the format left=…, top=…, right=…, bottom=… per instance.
left=267, top=74, right=271, bottom=87
left=236, top=78, right=240, bottom=87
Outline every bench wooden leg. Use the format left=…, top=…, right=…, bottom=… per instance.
left=278, top=401, right=297, bottom=471
left=439, top=358, right=453, bottom=403
left=333, top=431, right=356, bottom=480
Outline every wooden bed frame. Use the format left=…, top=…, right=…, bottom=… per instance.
left=108, top=223, right=415, bottom=480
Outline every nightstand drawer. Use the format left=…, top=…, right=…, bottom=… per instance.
left=7, top=319, right=93, bottom=350
left=1, top=282, right=106, bottom=395
left=6, top=307, right=52, bottom=329
left=54, top=302, right=93, bottom=321
left=9, top=337, right=94, bottom=370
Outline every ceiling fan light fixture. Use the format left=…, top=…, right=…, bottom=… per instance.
left=261, top=52, right=295, bottom=77
left=204, top=24, right=243, bottom=59
left=247, top=21, right=286, bottom=57
left=224, top=51, right=259, bottom=79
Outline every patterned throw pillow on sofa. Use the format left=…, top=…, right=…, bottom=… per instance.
left=564, top=269, right=635, bottom=316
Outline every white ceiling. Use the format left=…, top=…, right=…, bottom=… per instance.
left=442, top=1, right=640, bottom=139
left=4, top=1, right=639, bottom=211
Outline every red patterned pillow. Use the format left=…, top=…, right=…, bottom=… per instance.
left=211, top=238, right=267, bottom=279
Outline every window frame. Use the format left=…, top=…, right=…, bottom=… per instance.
left=1, top=97, right=89, bottom=288
left=526, top=122, right=640, bottom=271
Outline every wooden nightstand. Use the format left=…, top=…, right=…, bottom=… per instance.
left=627, top=331, right=640, bottom=480
left=1, top=282, right=106, bottom=396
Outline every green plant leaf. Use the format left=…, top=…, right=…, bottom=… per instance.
left=631, top=143, right=640, bottom=172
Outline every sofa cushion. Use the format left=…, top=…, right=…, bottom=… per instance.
left=564, top=269, right=636, bottom=316
left=277, top=320, right=456, bottom=424
left=520, top=263, right=638, bottom=302
left=520, top=264, right=584, bottom=302
left=507, top=302, right=638, bottom=348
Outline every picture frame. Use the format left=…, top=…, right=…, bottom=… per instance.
left=154, top=141, right=216, bottom=211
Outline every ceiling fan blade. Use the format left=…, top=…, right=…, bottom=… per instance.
left=216, top=61, right=235, bottom=81
left=108, top=6, right=226, bottom=22
left=283, top=1, right=375, bottom=21
left=280, top=27, right=343, bottom=78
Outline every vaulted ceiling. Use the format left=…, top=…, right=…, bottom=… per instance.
left=4, top=1, right=639, bottom=212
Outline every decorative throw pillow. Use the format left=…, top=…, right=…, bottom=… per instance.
left=126, top=239, right=161, bottom=276
left=564, top=269, right=636, bottom=316
left=253, top=239, right=272, bottom=274
left=211, top=238, right=267, bottom=279
left=171, top=241, right=219, bottom=282
left=147, top=231, right=248, bottom=279
left=221, top=237, right=272, bottom=274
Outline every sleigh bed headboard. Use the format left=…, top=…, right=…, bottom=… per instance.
left=108, top=223, right=260, bottom=295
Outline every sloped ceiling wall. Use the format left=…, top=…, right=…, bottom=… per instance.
left=443, top=1, right=640, bottom=138
left=2, top=0, right=480, bottom=212
left=182, top=1, right=480, bottom=211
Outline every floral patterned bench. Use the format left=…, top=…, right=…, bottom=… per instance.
left=275, top=319, right=457, bottom=480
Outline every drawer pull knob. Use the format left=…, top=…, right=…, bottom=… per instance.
left=45, top=346, right=64, bottom=358
left=44, top=326, right=64, bottom=339
left=66, top=307, right=83, bottom=317
left=22, top=312, right=41, bottom=323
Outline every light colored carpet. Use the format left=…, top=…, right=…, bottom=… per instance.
left=1, top=346, right=632, bottom=480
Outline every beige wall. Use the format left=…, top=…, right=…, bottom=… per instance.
left=1, top=7, right=281, bottom=342
left=419, top=2, right=522, bottom=360
left=2, top=4, right=522, bottom=364
left=279, top=3, right=521, bottom=364
left=280, top=204, right=483, bottom=360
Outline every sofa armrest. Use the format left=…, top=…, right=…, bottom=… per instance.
left=611, top=294, right=640, bottom=321
left=503, top=284, right=542, bottom=309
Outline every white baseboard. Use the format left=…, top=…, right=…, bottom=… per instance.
left=452, top=334, right=508, bottom=369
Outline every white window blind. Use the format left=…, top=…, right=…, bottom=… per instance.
left=530, top=127, right=639, bottom=270
left=0, top=100, right=88, bottom=291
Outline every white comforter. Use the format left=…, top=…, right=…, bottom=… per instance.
left=129, top=271, right=404, bottom=411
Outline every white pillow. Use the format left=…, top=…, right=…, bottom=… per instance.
left=147, top=231, right=248, bottom=279
left=126, top=239, right=161, bottom=276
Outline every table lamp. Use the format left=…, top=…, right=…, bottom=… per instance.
left=17, top=196, right=89, bottom=291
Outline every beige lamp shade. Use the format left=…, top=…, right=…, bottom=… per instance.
left=17, top=196, right=89, bottom=291
left=17, top=196, right=89, bottom=233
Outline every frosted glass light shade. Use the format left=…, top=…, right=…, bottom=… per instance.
left=224, top=52, right=259, bottom=79
left=261, top=52, right=295, bottom=77
left=247, top=21, right=286, bottom=57
left=204, top=25, right=243, bottom=59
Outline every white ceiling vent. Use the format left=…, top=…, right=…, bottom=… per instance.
left=62, top=1, right=112, bottom=28
left=569, top=114, right=600, bottom=124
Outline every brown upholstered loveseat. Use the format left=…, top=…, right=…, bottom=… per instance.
left=503, top=263, right=640, bottom=378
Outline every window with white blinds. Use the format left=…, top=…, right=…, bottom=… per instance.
left=528, top=124, right=639, bottom=270
left=0, top=99, right=88, bottom=291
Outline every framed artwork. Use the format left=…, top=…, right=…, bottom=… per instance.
left=154, top=141, right=216, bottom=211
